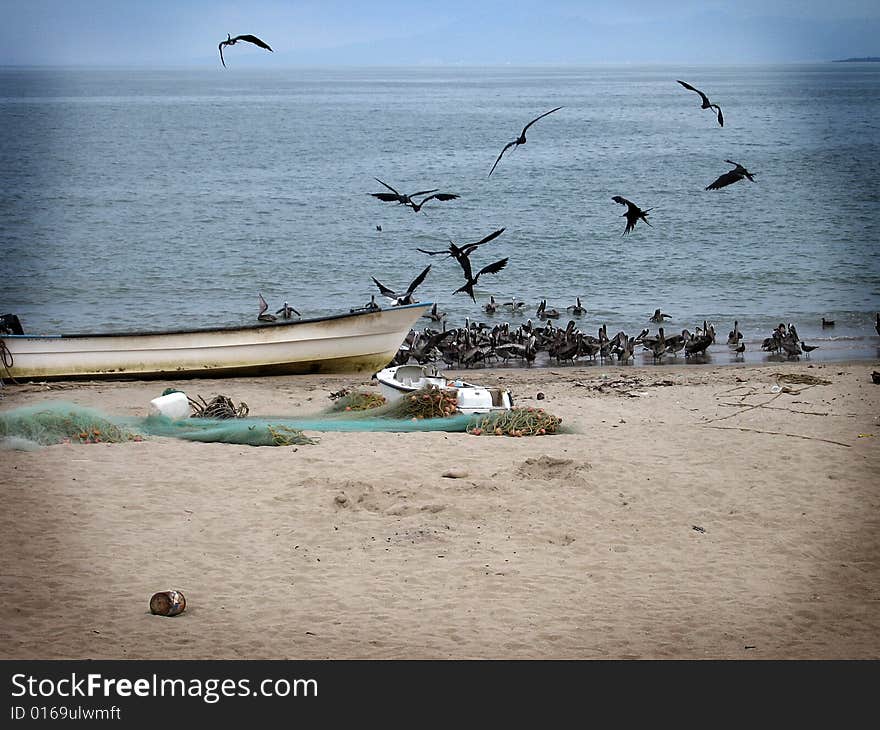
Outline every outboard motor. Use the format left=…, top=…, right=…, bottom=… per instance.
left=0, top=313, right=24, bottom=335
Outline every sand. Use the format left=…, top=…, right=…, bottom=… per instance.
left=1, top=360, right=878, bottom=660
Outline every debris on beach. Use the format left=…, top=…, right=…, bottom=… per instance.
left=773, top=373, right=832, bottom=387
left=573, top=375, right=675, bottom=396
left=266, top=425, right=318, bottom=446
left=149, top=590, right=186, bottom=617
left=383, top=385, right=459, bottom=419
left=187, top=393, right=249, bottom=419
left=328, top=389, right=387, bottom=412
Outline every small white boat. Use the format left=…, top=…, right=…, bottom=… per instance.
left=374, top=363, right=513, bottom=414
left=0, top=303, right=430, bottom=381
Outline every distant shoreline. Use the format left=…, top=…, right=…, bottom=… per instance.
left=832, top=57, right=880, bottom=62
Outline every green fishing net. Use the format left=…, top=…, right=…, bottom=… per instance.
left=0, top=399, right=475, bottom=449
left=0, top=387, right=563, bottom=450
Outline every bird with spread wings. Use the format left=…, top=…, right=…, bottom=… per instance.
left=705, top=160, right=756, bottom=190
left=611, top=196, right=653, bottom=235
left=488, top=107, right=563, bottom=177
left=676, top=80, right=723, bottom=127
left=371, top=265, right=432, bottom=306
left=219, top=34, right=273, bottom=68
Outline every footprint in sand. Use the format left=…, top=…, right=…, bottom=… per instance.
left=331, top=480, right=445, bottom=517
left=516, top=455, right=591, bottom=482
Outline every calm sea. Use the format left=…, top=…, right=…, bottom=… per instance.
left=2, top=64, right=879, bottom=362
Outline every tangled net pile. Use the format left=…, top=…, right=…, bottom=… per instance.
left=467, top=407, right=562, bottom=437
left=0, top=403, right=142, bottom=445
left=381, top=386, right=459, bottom=419
left=328, top=389, right=387, bottom=412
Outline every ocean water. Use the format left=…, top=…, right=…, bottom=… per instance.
left=2, top=64, right=879, bottom=362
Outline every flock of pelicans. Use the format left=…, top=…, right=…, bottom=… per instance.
left=225, top=29, right=875, bottom=368
left=381, top=309, right=861, bottom=369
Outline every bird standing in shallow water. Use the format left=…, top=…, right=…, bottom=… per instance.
left=676, top=80, right=724, bottom=127
left=257, top=292, right=277, bottom=322
left=218, top=34, right=273, bottom=68
left=650, top=308, right=671, bottom=323
left=612, top=196, right=653, bottom=235
left=706, top=160, right=756, bottom=191
left=800, top=342, right=819, bottom=357
left=275, top=301, right=301, bottom=320
left=488, top=107, right=563, bottom=177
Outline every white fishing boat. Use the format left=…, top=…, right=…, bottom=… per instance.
left=0, top=303, right=430, bottom=381
left=374, top=363, right=513, bottom=414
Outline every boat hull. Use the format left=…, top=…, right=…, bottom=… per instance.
left=0, top=303, right=428, bottom=381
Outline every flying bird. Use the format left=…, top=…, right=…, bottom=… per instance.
left=488, top=106, right=563, bottom=177
left=705, top=160, right=756, bottom=191
left=612, top=196, right=653, bottom=235
left=371, top=265, right=432, bottom=306
left=370, top=178, right=440, bottom=206
left=218, top=34, right=273, bottom=68
left=453, top=257, right=509, bottom=303
left=676, top=80, right=723, bottom=127
left=257, top=292, right=277, bottom=322
left=416, top=227, right=506, bottom=261
left=407, top=191, right=460, bottom=213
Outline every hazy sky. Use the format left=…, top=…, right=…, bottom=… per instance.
left=1, top=0, right=879, bottom=66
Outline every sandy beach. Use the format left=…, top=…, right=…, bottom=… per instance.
left=1, top=359, right=878, bottom=660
